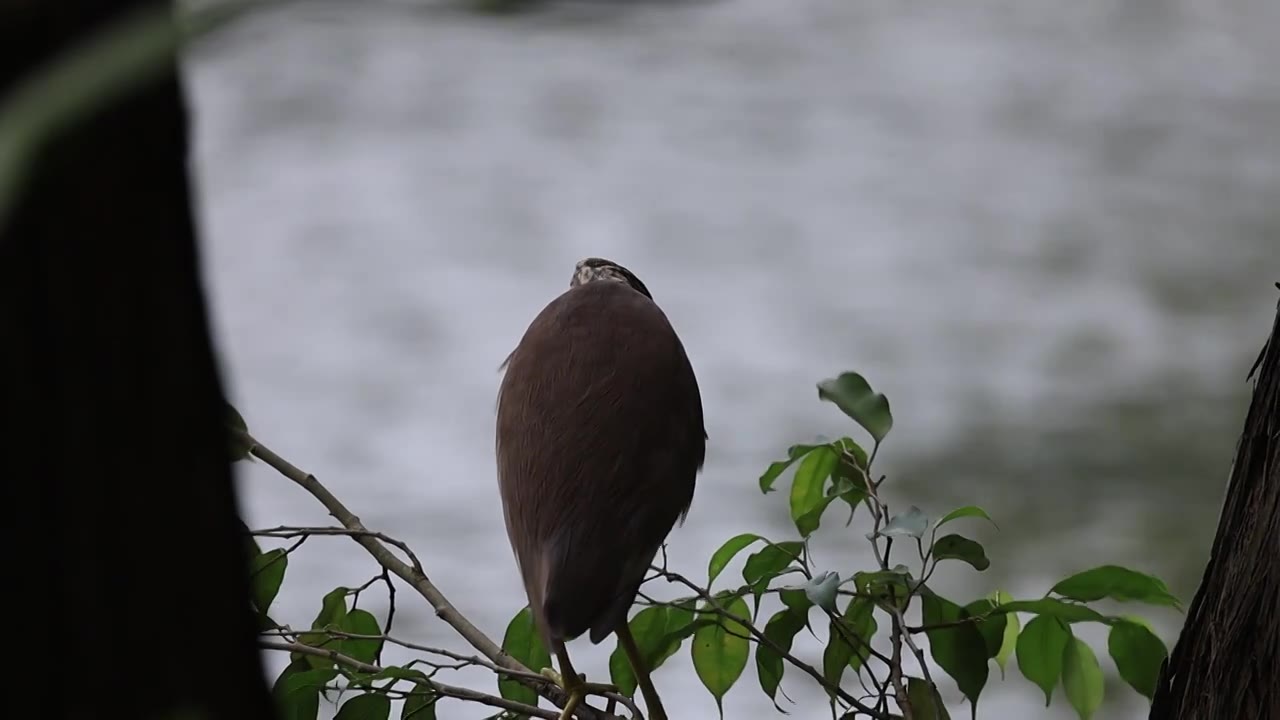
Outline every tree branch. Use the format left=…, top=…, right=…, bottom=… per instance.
left=241, top=431, right=623, bottom=720
left=261, top=628, right=556, bottom=684
left=888, top=607, right=910, bottom=720
left=259, top=640, right=560, bottom=719
left=261, top=626, right=642, bottom=718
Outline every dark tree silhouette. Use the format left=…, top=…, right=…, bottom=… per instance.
left=1, top=1, right=277, bottom=718
left=1150, top=288, right=1280, bottom=720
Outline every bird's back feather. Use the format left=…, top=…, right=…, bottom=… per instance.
left=495, top=280, right=706, bottom=647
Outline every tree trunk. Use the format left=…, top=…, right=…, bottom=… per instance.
left=1, top=2, right=277, bottom=718
left=1149, top=288, right=1280, bottom=719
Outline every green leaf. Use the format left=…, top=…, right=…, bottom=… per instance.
left=313, top=587, right=349, bottom=628
left=743, top=541, right=805, bottom=589
left=828, top=472, right=867, bottom=508
left=1116, top=613, right=1158, bottom=633
left=299, top=587, right=350, bottom=669
left=816, top=372, right=893, bottom=445
left=830, top=440, right=870, bottom=512
left=270, top=658, right=310, bottom=694
left=962, top=598, right=1008, bottom=659
left=744, top=542, right=805, bottom=618
left=796, top=496, right=839, bottom=538
left=708, top=533, right=763, bottom=586
left=662, top=618, right=718, bottom=663
left=994, top=598, right=1107, bottom=624
left=274, top=666, right=337, bottom=720
left=832, top=436, right=869, bottom=470
left=991, top=591, right=1018, bottom=678
left=934, top=505, right=998, bottom=531
left=400, top=688, right=437, bottom=720
left=790, top=446, right=838, bottom=537
left=906, top=677, right=952, bottom=720
left=1062, top=636, right=1104, bottom=720
left=499, top=606, right=551, bottom=706
left=609, top=605, right=670, bottom=697
left=853, top=568, right=913, bottom=601
left=778, top=589, right=815, bottom=637
left=932, top=534, right=990, bottom=571
left=692, top=595, right=752, bottom=717
left=804, top=571, right=841, bottom=613
left=821, top=620, right=854, bottom=698
left=756, top=609, right=807, bottom=709
left=828, top=474, right=858, bottom=496
left=759, top=443, right=823, bottom=493
left=920, top=591, right=989, bottom=706
left=1051, top=565, right=1181, bottom=609
left=255, top=611, right=282, bottom=634
left=334, top=694, right=391, bottom=720
left=249, top=549, right=288, bottom=616
left=821, top=598, right=877, bottom=701
left=340, top=609, right=383, bottom=665
left=780, top=588, right=813, bottom=617
left=608, top=647, right=635, bottom=699
left=843, top=598, right=877, bottom=672
left=1016, top=614, right=1069, bottom=705
left=879, top=506, right=929, bottom=539
left=1107, top=619, right=1168, bottom=700
left=653, top=601, right=699, bottom=669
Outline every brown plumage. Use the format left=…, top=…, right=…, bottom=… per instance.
left=495, top=257, right=706, bottom=719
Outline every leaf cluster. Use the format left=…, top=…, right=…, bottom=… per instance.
left=494, top=370, right=1176, bottom=720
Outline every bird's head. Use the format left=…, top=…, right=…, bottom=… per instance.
left=570, top=257, right=653, bottom=300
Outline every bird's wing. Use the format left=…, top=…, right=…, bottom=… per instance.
left=495, top=281, right=706, bottom=645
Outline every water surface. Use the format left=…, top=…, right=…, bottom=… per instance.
left=184, top=1, right=1279, bottom=717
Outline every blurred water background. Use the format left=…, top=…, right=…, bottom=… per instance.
left=181, top=0, right=1279, bottom=717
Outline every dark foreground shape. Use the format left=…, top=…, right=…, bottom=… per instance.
left=1149, top=287, right=1280, bottom=720
left=1, top=1, right=277, bottom=718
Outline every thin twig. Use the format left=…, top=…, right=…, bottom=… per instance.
left=262, top=628, right=560, bottom=684
left=241, top=431, right=622, bottom=720
left=887, top=606, right=911, bottom=720
left=262, top=623, right=641, bottom=714
left=250, top=525, right=423, bottom=567
left=656, top=568, right=891, bottom=720
left=824, top=607, right=894, bottom=667
left=859, top=447, right=913, bottom=719
left=892, top=605, right=937, bottom=690
left=259, top=640, right=560, bottom=719
left=906, top=615, right=988, bottom=634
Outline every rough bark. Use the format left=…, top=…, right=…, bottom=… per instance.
left=1149, top=287, right=1280, bottom=720
left=1, top=2, right=277, bottom=718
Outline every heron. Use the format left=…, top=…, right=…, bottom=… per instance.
left=495, top=257, right=707, bottom=720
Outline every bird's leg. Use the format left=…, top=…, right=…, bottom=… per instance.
left=617, top=623, right=667, bottom=720
left=541, top=641, right=618, bottom=720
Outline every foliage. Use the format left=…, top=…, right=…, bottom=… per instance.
left=254, top=568, right=433, bottom=720
left=490, top=369, right=1177, bottom=719
left=230, top=366, right=1176, bottom=720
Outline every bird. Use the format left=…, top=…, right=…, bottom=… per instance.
left=494, top=257, right=707, bottom=720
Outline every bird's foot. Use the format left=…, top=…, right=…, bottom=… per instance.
left=540, top=667, right=618, bottom=720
